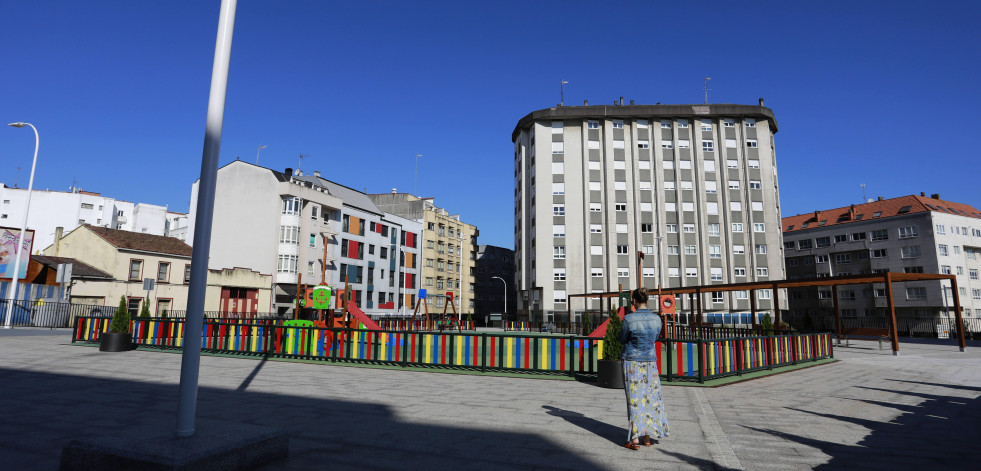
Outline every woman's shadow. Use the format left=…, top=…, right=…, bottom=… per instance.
left=542, top=405, right=623, bottom=445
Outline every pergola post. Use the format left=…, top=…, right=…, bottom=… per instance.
left=688, top=292, right=695, bottom=324
left=696, top=289, right=703, bottom=324
left=772, top=283, right=781, bottom=332
left=750, top=290, right=757, bottom=329
left=832, top=284, right=841, bottom=344
left=949, top=278, right=967, bottom=352
left=883, top=272, right=900, bottom=355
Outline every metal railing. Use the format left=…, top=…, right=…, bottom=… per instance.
left=71, top=317, right=833, bottom=382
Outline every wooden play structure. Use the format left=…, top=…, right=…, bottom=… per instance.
left=410, top=289, right=463, bottom=332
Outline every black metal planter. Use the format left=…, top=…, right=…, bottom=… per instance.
left=99, top=332, right=132, bottom=352
left=597, top=359, right=624, bottom=389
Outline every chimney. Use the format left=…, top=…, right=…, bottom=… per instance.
left=584, top=100, right=588, bottom=105
left=920, top=192, right=926, bottom=196
left=630, top=99, right=635, bottom=105
left=931, top=193, right=940, bottom=200
left=285, top=168, right=293, bottom=177
left=877, top=196, right=884, bottom=201
left=314, top=170, right=321, bottom=178
left=54, top=227, right=64, bottom=256
left=619, top=96, right=624, bottom=106
left=392, top=188, right=397, bottom=194
left=759, top=98, right=765, bottom=106
left=813, top=210, right=820, bottom=221
left=849, top=204, right=855, bottom=219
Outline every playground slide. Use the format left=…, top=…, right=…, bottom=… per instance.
left=586, top=306, right=627, bottom=338
left=346, top=303, right=382, bottom=331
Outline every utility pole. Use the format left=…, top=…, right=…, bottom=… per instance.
left=255, top=145, right=266, bottom=164
left=560, top=80, right=569, bottom=106
left=704, top=77, right=712, bottom=104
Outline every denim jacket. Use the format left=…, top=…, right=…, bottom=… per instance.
left=618, top=309, right=662, bottom=362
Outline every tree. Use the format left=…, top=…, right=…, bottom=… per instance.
left=602, top=308, right=624, bottom=361
left=760, top=313, right=774, bottom=336
left=139, top=299, right=151, bottom=318
left=109, top=295, right=131, bottom=333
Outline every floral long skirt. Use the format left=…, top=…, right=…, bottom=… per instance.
left=623, top=360, right=669, bottom=441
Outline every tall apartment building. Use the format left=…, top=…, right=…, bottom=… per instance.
left=782, top=194, right=981, bottom=319
left=188, top=161, right=421, bottom=316
left=369, top=192, right=478, bottom=316
left=474, top=244, right=517, bottom=323
left=512, top=102, right=784, bottom=321
left=0, top=184, right=188, bottom=251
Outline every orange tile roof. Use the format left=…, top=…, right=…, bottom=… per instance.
left=85, top=225, right=193, bottom=257
left=782, top=195, right=981, bottom=232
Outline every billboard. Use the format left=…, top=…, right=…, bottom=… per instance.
left=0, top=227, right=35, bottom=281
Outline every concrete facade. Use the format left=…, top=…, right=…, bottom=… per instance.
left=783, top=194, right=981, bottom=319
left=369, top=192, right=478, bottom=317
left=0, top=184, right=188, bottom=251
left=512, top=103, right=785, bottom=321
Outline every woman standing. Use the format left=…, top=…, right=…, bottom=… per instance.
left=618, top=288, right=669, bottom=450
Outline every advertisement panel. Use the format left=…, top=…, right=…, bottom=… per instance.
left=1, top=227, right=35, bottom=281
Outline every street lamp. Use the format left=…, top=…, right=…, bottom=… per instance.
left=4, top=122, right=39, bottom=329
left=491, top=276, right=507, bottom=322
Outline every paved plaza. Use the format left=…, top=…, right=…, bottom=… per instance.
left=1, top=329, right=979, bottom=470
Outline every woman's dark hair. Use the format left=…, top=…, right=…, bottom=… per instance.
left=631, top=288, right=649, bottom=306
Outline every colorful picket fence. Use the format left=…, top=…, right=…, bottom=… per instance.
left=72, top=317, right=833, bottom=382
left=375, top=319, right=475, bottom=331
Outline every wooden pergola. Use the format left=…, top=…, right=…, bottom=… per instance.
left=566, top=272, right=966, bottom=355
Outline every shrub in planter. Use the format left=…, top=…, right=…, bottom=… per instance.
left=760, top=313, right=774, bottom=336
left=598, top=308, right=625, bottom=388
left=139, top=299, right=151, bottom=318
left=100, top=296, right=132, bottom=352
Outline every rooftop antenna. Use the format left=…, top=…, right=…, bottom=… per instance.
left=414, top=153, right=422, bottom=195
left=298, top=153, right=307, bottom=173
left=704, top=77, right=712, bottom=104
left=256, top=145, right=267, bottom=164
left=15, top=166, right=21, bottom=188
left=560, top=79, right=569, bottom=106
left=861, top=183, right=867, bottom=203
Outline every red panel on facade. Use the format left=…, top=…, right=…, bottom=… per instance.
left=348, top=240, right=359, bottom=258
left=405, top=232, right=415, bottom=248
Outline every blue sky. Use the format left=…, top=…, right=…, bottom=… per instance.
left=2, top=1, right=979, bottom=248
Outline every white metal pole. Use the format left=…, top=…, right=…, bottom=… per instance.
left=492, top=276, right=506, bottom=322
left=176, top=0, right=237, bottom=438
left=3, top=122, right=38, bottom=329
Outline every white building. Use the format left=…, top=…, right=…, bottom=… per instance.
left=0, top=184, right=188, bottom=251
left=512, top=102, right=785, bottom=322
left=188, top=161, right=422, bottom=317
left=783, top=193, right=981, bottom=319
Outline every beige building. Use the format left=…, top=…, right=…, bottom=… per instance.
left=369, top=192, right=479, bottom=316
left=44, top=225, right=271, bottom=316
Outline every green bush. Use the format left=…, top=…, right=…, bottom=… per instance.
left=109, top=295, right=131, bottom=333
left=602, top=308, right=624, bottom=361
left=760, top=313, right=774, bottom=336
left=161, top=309, right=168, bottom=318
left=139, top=299, right=151, bottom=318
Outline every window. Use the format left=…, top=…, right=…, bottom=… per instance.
left=757, top=267, right=769, bottom=277
left=667, top=245, right=680, bottom=255
left=816, top=237, right=831, bottom=248
left=661, top=141, right=674, bottom=149
left=637, top=119, right=648, bottom=128
left=954, top=246, right=961, bottom=255
left=554, top=269, right=566, bottom=281
left=678, top=140, right=690, bottom=149
left=707, top=202, right=718, bottom=215
left=554, top=290, right=567, bottom=304
left=748, top=160, right=760, bottom=169
left=745, top=118, right=756, bottom=127
left=835, top=254, right=851, bottom=264
left=617, top=245, right=629, bottom=255
left=661, top=120, right=671, bottom=128
left=975, top=289, right=981, bottom=301
left=727, top=159, right=738, bottom=168
left=723, top=118, right=734, bottom=127
left=637, top=140, right=650, bottom=149
left=686, top=268, right=698, bottom=277
left=728, top=181, right=740, bottom=190
left=684, top=245, right=697, bottom=255
left=941, top=265, right=953, bottom=275
left=784, top=241, right=796, bottom=250
left=666, top=224, right=678, bottom=233
left=732, top=223, right=743, bottom=232
left=936, top=224, right=945, bottom=235
left=906, top=287, right=927, bottom=300
left=751, top=202, right=764, bottom=211
left=310, top=234, right=317, bottom=247
left=733, top=245, right=745, bottom=254
left=587, top=120, right=599, bottom=129
left=183, top=265, right=192, bottom=284
left=735, top=290, right=748, bottom=299
left=641, top=223, right=653, bottom=233
left=871, top=229, right=888, bottom=241
left=798, top=239, right=812, bottom=249
left=711, top=292, right=724, bottom=303
left=938, top=244, right=949, bottom=256
left=613, top=139, right=625, bottom=149
left=683, top=224, right=696, bottom=233
left=852, top=232, right=867, bottom=241
left=590, top=202, right=601, bottom=212
left=616, top=224, right=628, bottom=233
left=871, top=249, right=887, bottom=258
left=311, top=205, right=319, bottom=220
left=701, top=119, right=712, bottom=131
left=734, top=268, right=746, bottom=277
left=553, top=246, right=565, bottom=259
left=277, top=255, right=298, bottom=273
left=753, top=223, right=766, bottom=232
left=746, top=139, right=758, bottom=148
left=588, top=224, right=603, bottom=234
left=704, top=160, right=716, bottom=172
left=129, top=260, right=143, bottom=280
left=901, top=246, right=922, bottom=258
left=591, top=245, right=603, bottom=255
left=616, top=203, right=627, bottom=212
left=553, top=225, right=566, bottom=237
left=663, top=161, right=675, bottom=170
left=725, top=138, right=738, bottom=148
left=749, top=180, right=761, bottom=190
left=664, top=181, right=676, bottom=191
left=280, top=225, right=300, bottom=244
left=702, top=141, right=714, bottom=152
left=759, top=289, right=772, bottom=299
left=816, top=255, right=829, bottom=263
left=730, top=202, right=742, bottom=211
left=681, top=181, right=693, bottom=191
left=553, top=205, right=565, bottom=216
left=677, top=119, right=689, bottom=128
left=788, top=257, right=799, bottom=266
left=970, top=269, right=978, bottom=280
left=904, top=266, right=924, bottom=274
left=551, top=142, right=564, bottom=154
left=642, top=245, right=655, bottom=254
left=551, top=121, right=563, bottom=133
left=710, top=268, right=723, bottom=282
left=756, top=244, right=767, bottom=254
left=898, top=226, right=918, bottom=239
left=708, top=223, right=720, bottom=236
left=612, top=119, right=623, bottom=128
left=552, top=182, right=564, bottom=195
left=668, top=268, right=680, bottom=277
left=282, top=197, right=300, bottom=215
left=617, top=268, right=629, bottom=278
left=157, top=263, right=170, bottom=282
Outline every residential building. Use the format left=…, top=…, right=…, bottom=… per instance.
left=512, top=102, right=784, bottom=321
left=369, top=192, right=478, bottom=316
left=474, top=244, right=517, bottom=323
left=42, top=224, right=271, bottom=316
left=783, top=194, right=981, bottom=319
left=188, top=162, right=421, bottom=317
left=0, top=184, right=189, bottom=251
